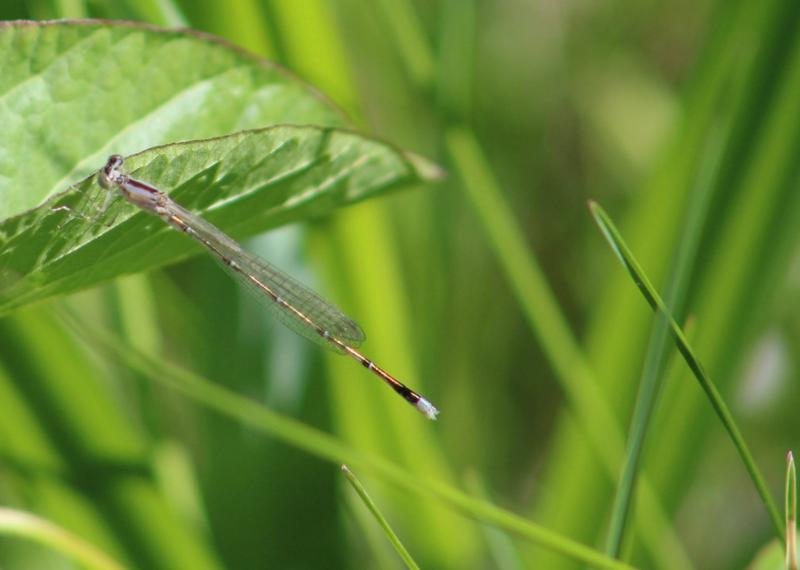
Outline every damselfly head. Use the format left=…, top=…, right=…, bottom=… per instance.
left=97, top=155, right=125, bottom=190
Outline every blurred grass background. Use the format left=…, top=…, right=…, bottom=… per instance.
left=2, top=0, right=800, bottom=568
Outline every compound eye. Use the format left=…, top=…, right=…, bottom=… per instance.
left=107, top=155, right=124, bottom=170
left=97, top=155, right=125, bottom=189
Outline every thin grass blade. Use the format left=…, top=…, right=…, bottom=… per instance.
left=464, top=470, right=525, bottom=570
left=788, top=451, right=797, bottom=569
left=0, top=508, right=126, bottom=570
left=341, top=465, right=420, bottom=570
left=59, top=309, right=639, bottom=570
left=446, top=125, right=693, bottom=568
left=589, top=200, right=783, bottom=540
left=604, top=127, right=724, bottom=557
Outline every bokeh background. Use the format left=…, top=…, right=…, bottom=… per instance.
left=1, top=0, right=799, bottom=569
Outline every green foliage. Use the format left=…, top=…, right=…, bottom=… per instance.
left=1, top=2, right=799, bottom=570
left=590, top=200, right=782, bottom=539
left=0, top=125, right=439, bottom=313
left=63, top=308, right=636, bottom=570
left=341, top=465, right=420, bottom=570
left=0, top=507, right=124, bottom=570
left=0, top=20, right=344, bottom=217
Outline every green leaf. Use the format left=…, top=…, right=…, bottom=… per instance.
left=0, top=125, right=440, bottom=314
left=0, top=20, right=347, bottom=218
left=0, top=21, right=440, bottom=314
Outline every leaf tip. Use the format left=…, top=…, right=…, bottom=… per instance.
left=587, top=199, right=604, bottom=224
left=404, top=151, right=446, bottom=183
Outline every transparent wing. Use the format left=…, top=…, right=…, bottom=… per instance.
left=166, top=201, right=366, bottom=351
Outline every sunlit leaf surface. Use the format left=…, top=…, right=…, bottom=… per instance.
left=0, top=21, right=439, bottom=314
left=0, top=126, right=439, bottom=314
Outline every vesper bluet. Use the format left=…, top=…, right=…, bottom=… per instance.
left=96, top=155, right=439, bottom=419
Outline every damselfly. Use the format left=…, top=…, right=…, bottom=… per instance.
left=96, top=155, right=439, bottom=419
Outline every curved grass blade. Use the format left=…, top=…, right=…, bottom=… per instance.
left=61, top=309, right=639, bottom=570
left=464, top=470, right=525, bottom=570
left=0, top=507, right=126, bottom=570
left=341, top=465, right=420, bottom=570
left=604, top=126, right=724, bottom=557
left=446, top=126, right=693, bottom=568
left=0, top=125, right=440, bottom=315
left=588, top=200, right=783, bottom=540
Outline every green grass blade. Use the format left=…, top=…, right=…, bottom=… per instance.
left=604, top=127, right=724, bottom=556
left=536, top=3, right=799, bottom=561
left=341, top=465, right=420, bottom=570
left=437, top=0, right=476, bottom=120
left=788, top=451, right=797, bottom=569
left=372, top=0, right=435, bottom=86
left=0, top=125, right=438, bottom=314
left=320, top=205, right=479, bottom=564
left=172, top=0, right=277, bottom=57
left=588, top=200, right=783, bottom=540
left=0, top=507, right=125, bottom=570
left=60, top=309, right=639, bottom=570
left=464, top=471, right=525, bottom=570
left=269, top=0, right=358, bottom=114
left=0, top=303, right=222, bottom=569
left=446, top=125, right=693, bottom=568
left=269, top=3, right=479, bottom=565
left=123, top=0, right=188, bottom=27
left=52, top=0, right=87, bottom=18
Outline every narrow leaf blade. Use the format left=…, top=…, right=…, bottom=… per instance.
left=588, top=200, right=783, bottom=540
